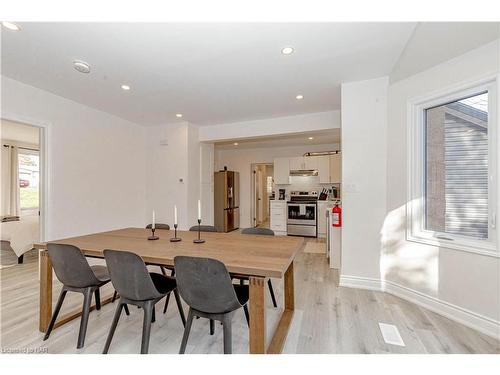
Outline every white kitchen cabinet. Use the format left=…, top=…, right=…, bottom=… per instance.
left=270, top=200, right=287, bottom=235
left=303, top=156, right=318, bottom=170
left=289, top=157, right=304, bottom=170
left=329, top=153, right=342, bottom=183
left=317, top=155, right=330, bottom=183
left=317, top=201, right=332, bottom=238
left=274, top=157, right=290, bottom=184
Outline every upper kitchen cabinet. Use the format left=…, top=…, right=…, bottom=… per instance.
left=329, top=153, right=342, bottom=183
left=289, top=156, right=318, bottom=170
left=274, top=157, right=290, bottom=184
left=289, top=156, right=304, bottom=170
left=303, top=156, right=318, bottom=170
left=317, top=155, right=330, bottom=183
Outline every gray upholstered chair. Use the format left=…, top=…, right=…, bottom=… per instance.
left=146, top=223, right=170, bottom=230
left=43, top=243, right=115, bottom=349
left=174, top=256, right=249, bottom=354
left=102, top=249, right=186, bottom=354
left=240, top=227, right=278, bottom=308
left=188, top=225, right=218, bottom=232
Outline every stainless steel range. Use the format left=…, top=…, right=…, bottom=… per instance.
left=287, top=191, right=318, bottom=237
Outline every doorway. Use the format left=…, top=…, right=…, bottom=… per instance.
left=1, top=119, right=46, bottom=266
left=250, top=163, right=274, bottom=228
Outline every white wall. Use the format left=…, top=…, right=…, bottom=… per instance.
left=340, top=77, right=389, bottom=280
left=385, top=41, right=500, bottom=323
left=1, top=76, right=147, bottom=240
left=144, top=122, right=204, bottom=230
left=216, top=143, right=338, bottom=228
left=200, top=110, right=340, bottom=142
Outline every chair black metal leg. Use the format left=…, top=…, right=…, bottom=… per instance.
left=152, top=305, right=156, bottom=323
left=123, top=304, right=130, bottom=316
left=222, top=315, right=232, bottom=354
left=243, top=304, right=249, bottom=326
left=239, top=278, right=244, bottom=286
left=268, top=279, right=277, bottom=308
left=173, top=289, right=186, bottom=327
left=95, top=288, right=101, bottom=310
left=171, top=269, right=175, bottom=277
left=43, top=289, right=67, bottom=341
left=160, top=266, right=167, bottom=276
left=102, top=303, right=123, bottom=354
left=77, top=288, right=93, bottom=349
left=140, top=301, right=153, bottom=354
left=112, top=290, right=117, bottom=303
left=210, top=319, right=215, bottom=335
left=163, top=292, right=171, bottom=314
left=179, top=309, right=194, bottom=354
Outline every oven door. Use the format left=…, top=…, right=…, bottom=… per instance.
left=287, top=203, right=317, bottom=225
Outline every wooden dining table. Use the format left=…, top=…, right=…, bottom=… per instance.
left=34, top=227, right=304, bottom=354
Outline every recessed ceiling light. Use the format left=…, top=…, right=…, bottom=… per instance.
left=2, top=22, right=21, bottom=31
left=176, top=114, right=183, bottom=118
left=281, top=47, right=294, bottom=55
left=121, top=84, right=131, bottom=91
left=73, top=60, right=91, bottom=74
left=296, top=95, right=304, bottom=100
left=233, top=142, right=239, bottom=146
left=308, top=137, right=314, bottom=140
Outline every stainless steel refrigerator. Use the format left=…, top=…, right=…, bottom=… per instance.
left=214, top=170, right=240, bottom=232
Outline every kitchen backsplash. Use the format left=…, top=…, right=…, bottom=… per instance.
left=274, top=176, right=339, bottom=199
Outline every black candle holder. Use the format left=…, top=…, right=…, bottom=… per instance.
left=193, top=219, right=205, bottom=244
left=170, top=224, right=181, bottom=242
left=148, top=228, right=159, bottom=241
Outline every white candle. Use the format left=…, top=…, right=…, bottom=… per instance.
left=152, top=210, right=156, bottom=230
left=174, top=205, right=178, bottom=225
left=198, top=200, right=201, bottom=220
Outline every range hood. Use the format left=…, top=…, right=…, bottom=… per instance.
left=289, top=169, right=319, bottom=177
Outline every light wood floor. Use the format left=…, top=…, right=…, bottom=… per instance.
left=1, top=240, right=499, bottom=354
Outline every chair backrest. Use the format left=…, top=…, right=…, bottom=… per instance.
left=241, top=227, right=275, bottom=236
left=174, top=256, right=241, bottom=314
left=103, top=249, right=162, bottom=301
left=145, top=223, right=170, bottom=230
left=47, top=243, right=100, bottom=288
left=189, top=225, right=217, bottom=232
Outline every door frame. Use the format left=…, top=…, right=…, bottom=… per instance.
left=250, top=162, right=273, bottom=228
left=2, top=113, right=51, bottom=242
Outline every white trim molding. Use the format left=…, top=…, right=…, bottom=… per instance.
left=339, top=275, right=500, bottom=340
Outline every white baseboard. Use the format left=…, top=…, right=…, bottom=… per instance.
left=339, top=275, right=500, bottom=340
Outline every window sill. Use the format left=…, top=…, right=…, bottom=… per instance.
left=407, top=233, right=499, bottom=258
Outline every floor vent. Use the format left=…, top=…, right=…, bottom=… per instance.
left=378, top=323, right=405, bottom=346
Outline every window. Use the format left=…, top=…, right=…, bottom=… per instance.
left=18, top=150, right=40, bottom=212
left=408, top=79, right=497, bottom=255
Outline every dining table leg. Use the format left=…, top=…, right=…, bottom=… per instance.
left=39, top=249, right=53, bottom=333
left=249, top=276, right=266, bottom=353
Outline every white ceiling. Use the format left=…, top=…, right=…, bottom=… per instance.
left=1, top=23, right=416, bottom=126
left=215, top=129, right=340, bottom=150
left=390, top=22, right=499, bottom=83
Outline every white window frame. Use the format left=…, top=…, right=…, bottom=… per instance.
left=407, top=75, right=498, bottom=257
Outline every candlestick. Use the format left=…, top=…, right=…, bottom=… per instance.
left=170, top=223, right=181, bottom=242
left=148, top=227, right=159, bottom=241
left=193, top=218, right=205, bottom=244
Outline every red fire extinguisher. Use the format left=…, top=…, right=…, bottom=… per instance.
left=332, top=204, right=342, bottom=227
